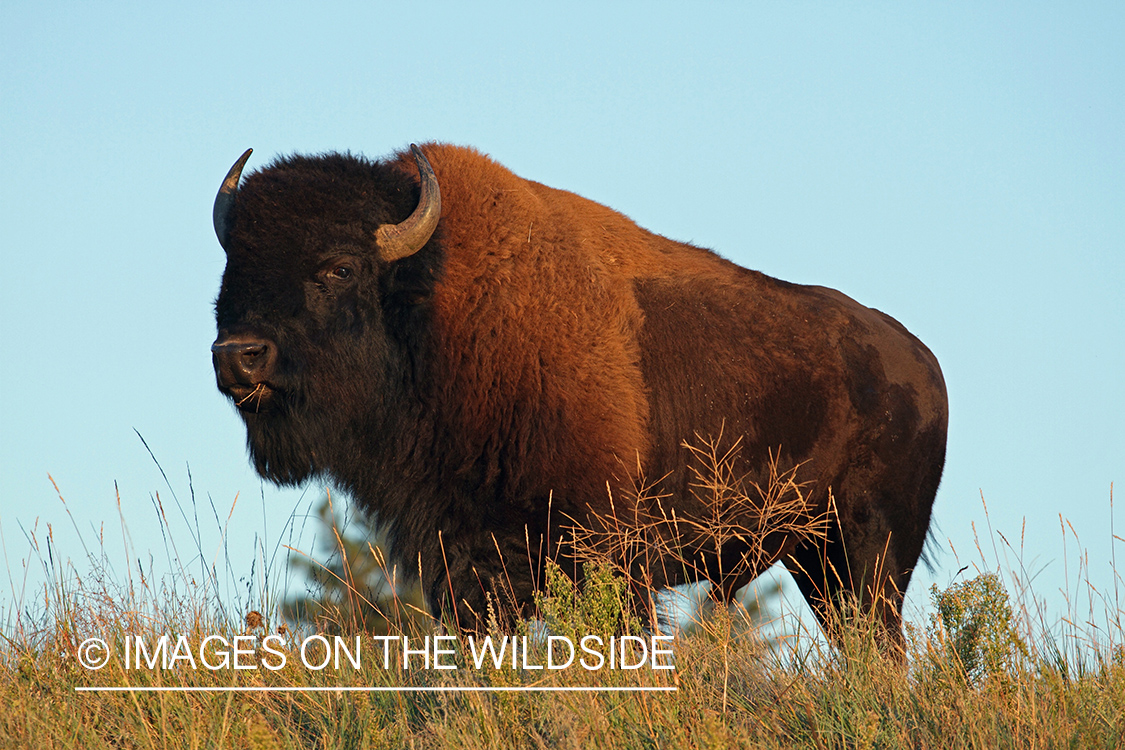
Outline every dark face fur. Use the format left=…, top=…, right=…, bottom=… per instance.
left=213, top=153, right=441, bottom=486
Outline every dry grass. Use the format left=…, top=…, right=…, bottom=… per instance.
left=565, top=432, right=831, bottom=609
left=1, top=463, right=1121, bottom=748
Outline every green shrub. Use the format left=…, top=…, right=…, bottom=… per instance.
left=534, top=559, right=642, bottom=640
left=926, top=572, right=1028, bottom=685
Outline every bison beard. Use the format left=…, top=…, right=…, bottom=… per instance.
left=210, top=143, right=948, bottom=645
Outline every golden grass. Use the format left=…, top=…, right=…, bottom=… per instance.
left=2, top=468, right=1121, bottom=748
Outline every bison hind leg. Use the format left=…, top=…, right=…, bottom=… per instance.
left=782, top=515, right=913, bottom=653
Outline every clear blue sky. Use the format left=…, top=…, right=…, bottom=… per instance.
left=2, top=3, right=1121, bottom=635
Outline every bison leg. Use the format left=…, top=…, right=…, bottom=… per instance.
left=783, top=515, right=912, bottom=652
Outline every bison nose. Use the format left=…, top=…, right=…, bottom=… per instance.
left=212, top=334, right=278, bottom=386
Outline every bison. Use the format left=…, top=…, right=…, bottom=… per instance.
left=211, top=143, right=948, bottom=643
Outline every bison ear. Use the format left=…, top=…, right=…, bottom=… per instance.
left=213, top=149, right=253, bottom=252
left=374, top=144, right=441, bottom=263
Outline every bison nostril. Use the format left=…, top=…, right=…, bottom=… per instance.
left=240, top=345, right=266, bottom=366
left=240, top=351, right=261, bottom=372
left=212, top=337, right=277, bottom=385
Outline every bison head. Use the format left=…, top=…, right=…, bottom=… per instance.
left=210, top=146, right=442, bottom=486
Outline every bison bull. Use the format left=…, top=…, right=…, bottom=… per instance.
left=211, top=143, right=948, bottom=641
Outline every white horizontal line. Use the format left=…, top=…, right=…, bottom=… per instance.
left=76, top=686, right=677, bottom=693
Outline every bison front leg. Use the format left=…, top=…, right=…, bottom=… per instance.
left=424, top=529, right=548, bottom=633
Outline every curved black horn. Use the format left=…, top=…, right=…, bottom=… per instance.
left=375, top=144, right=442, bottom=263
left=213, top=149, right=253, bottom=252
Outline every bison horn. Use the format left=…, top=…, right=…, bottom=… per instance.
left=375, top=144, right=442, bottom=263
left=213, top=148, right=253, bottom=252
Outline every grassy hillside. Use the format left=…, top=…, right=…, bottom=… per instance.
left=2, top=480, right=1122, bottom=748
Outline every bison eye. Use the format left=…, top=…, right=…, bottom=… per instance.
left=329, top=265, right=353, bottom=281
